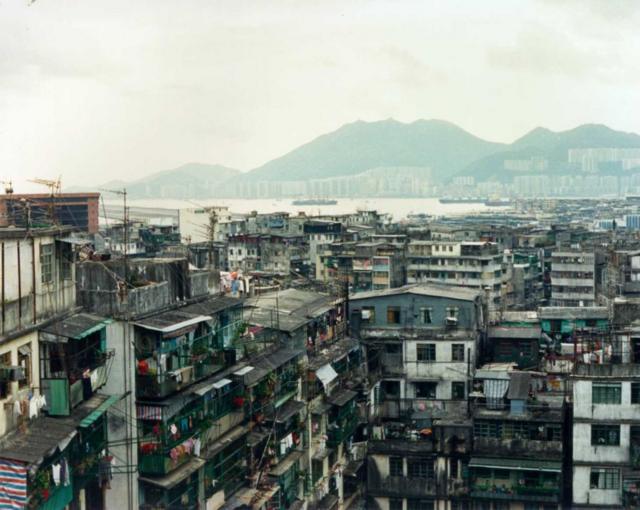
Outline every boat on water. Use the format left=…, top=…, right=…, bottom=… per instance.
left=291, top=198, right=338, bottom=206
left=438, top=197, right=485, bottom=204
left=484, top=199, right=513, bottom=207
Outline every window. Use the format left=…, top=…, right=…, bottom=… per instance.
left=387, top=306, right=401, bottom=324
left=592, top=383, right=621, bottom=404
left=420, top=308, right=432, bottom=324
left=408, top=458, right=434, bottom=480
left=592, top=425, right=620, bottom=446
left=415, top=381, right=437, bottom=399
left=408, top=500, right=434, bottom=510
left=17, top=345, right=31, bottom=389
left=361, top=306, right=376, bottom=322
left=389, top=457, right=403, bottom=476
left=590, top=468, right=619, bottom=489
left=632, top=383, right=640, bottom=404
left=474, top=421, right=501, bottom=438
left=451, top=344, right=465, bottom=361
left=417, top=344, right=436, bottom=362
left=389, top=499, right=403, bottom=510
left=452, top=381, right=465, bottom=400
left=0, top=352, right=12, bottom=399
left=60, top=242, right=73, bottom=280
left=450, top=458, right=459, bottom=478
left=40, top=243, right=53, bottom=284
left=381, top=380, right=400, bottom=398
left=446, top=307, right=459, bottom=319
left=519, top=341, right=532, bottom=357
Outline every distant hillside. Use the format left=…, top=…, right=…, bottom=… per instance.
left=459, top=124, right=640, bottom=182
left=68, top=163, right=240, bottom=198
left=246, top=119, right=506, bottom=182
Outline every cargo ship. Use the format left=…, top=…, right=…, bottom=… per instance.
left=438, top=197, right=484, bottom=204
left=291, top=199, right=338, bottom=206
left=484, top=199, right=513, bottom=207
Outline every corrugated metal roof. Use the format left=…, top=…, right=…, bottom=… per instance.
left=0, top=394, right=109, bottom=469
left=328, top=389, right=358, bottom=407
left=40, top=313, right=111, bottom=340
left=80, top=394, right=122, bottom=428
left=264, top=400, right=304, bottom=423
left=134, top=310, right=211, bottom=333
left=180, top=296, right=243, bottom=316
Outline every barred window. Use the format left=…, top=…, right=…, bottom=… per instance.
left=417, top=344, right=436, bottom=362
left=40, top=243, right=53, bottom=283
left=451, top=343, right=465, bottom=361
left=592, top=383, right=621, bottom=404
left=592, top=425, right=620, bottom=446
left=389, top=456, right=403, bottom=477
left=590, top=468, right=619, bottom=489
left=407, top=458, right=434, bottom=480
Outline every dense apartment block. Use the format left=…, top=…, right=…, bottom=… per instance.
left=550, top=249, right=596, bottom=307
left=350, top=283, right=485, bottom=510
left=407, top=240, right=506, bottom=305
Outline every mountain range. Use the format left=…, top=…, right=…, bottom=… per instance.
left=74, top=120, right=640, bottom=197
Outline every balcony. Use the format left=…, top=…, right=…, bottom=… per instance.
left=367, top=463, right=436, bottom=498
left=327, top=408, right=359, bottom=448
left=137, top=385, right=240, bottom=476
left=135, top=328, right=226, bottom=399
left=473, top=437, right=563, bottom=459
left=470, top=485, right=560, bottom=503
left=39, top=314, right=112, bottom=416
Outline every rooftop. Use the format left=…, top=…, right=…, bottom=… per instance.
left=350, top=283, right=482, bottom=303
left=538, top=307, right=608, bottom=320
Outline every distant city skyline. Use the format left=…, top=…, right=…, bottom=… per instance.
left=1, top=0, right=639, bottom=192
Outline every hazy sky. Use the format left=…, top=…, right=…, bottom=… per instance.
left=1, top=0, right=639, bottom=191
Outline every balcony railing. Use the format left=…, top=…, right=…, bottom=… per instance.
left=368, top=473, right=436, bottom=498
left=471, top=484, right=560, bottom=503
left=327, top=414, right=358, bottom=448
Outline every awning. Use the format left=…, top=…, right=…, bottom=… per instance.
left=139, top=457, right=205, bottom=490
left=80, top=394, right=122, bottom=428
left=134, top=311, right=211, bottom=335
left=192, top=377, right=233, bottom=397
left=40, top=313, right=111, bottom=342
left=265, top=400, right=305, bottom=423
left=469, top=457, right=562, bottom=473
left=328, top=389, right=357, bottom=407
left=213, top=378, right=232, bottom=389
left=233, top=366, right=254, bottom=376
left=316, top=364, right=338, bottom=388
left=269, top=450, right=303, bottom=477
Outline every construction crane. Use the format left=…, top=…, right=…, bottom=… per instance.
left=27, top=176, right=62, bottom=226
left=29, top=176, right=61, bottom=196
left=0, top=180, right=13, bottom=194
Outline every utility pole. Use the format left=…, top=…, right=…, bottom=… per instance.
left=101, top=187, right=129, bottom=287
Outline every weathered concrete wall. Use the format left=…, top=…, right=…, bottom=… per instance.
left=1, top=236, right=75, bottom=338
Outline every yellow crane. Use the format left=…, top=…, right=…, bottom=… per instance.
left=0, top=180, right=12, bottom=194
left=27, top=176, right=62, bottom=226
left=28, top=176, right=61, bottom=196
